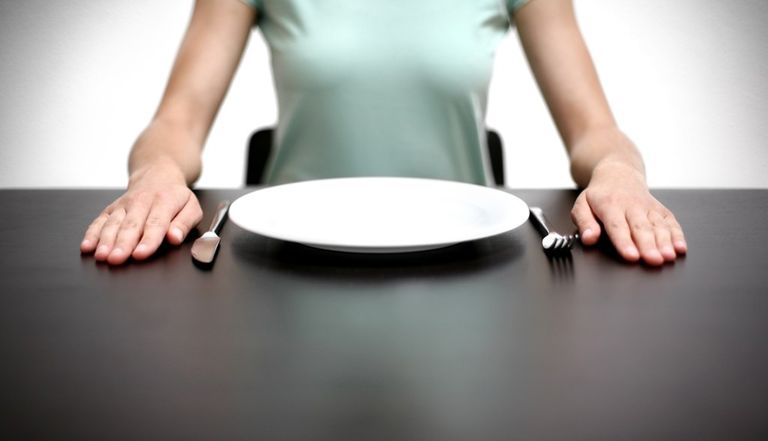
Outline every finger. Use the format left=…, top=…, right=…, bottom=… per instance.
left=627, top=208, right=664, bottom=266
left=649, top=210, right=676, bottom=262
left=107, top=198, right=152, bottom=265
left=167, top=195, right=203, bottom=246
left=81, top=212, right=110, bottom=253
left=664, top=212, right=688, bottom=255
left=570, top=192, right=602, bottom=245
left=130, top=199, right=177, bottom=260
left=94, top=208, right=126, bottom=261
left=600, top=208, right=640, bottom=262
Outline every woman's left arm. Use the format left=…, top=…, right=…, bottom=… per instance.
left=514, top=0, right=686, bottom=265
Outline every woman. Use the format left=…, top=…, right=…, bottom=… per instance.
left=80, top=0, right=687, bottom=266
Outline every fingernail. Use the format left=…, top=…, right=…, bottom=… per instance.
left=135, top=243, right=147, bottom=254
left=171, top=227, right=183, bottom=242
left=675, top=240, right=688, bottom=251
left=662, top=245, right=675, bottom=257
left=583, top=228, right=593, bottom=238
left=111, top=247, right=124, bottom=258
left=625, top=246, right=640, bottom=259
left=96, top=245, right=109, bottom=256
left=81, top=239, right=91, bottom=248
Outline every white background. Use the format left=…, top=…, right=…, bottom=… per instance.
left=1, top=0, right=767, bottom=189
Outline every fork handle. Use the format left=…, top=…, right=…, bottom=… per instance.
left=529, top=207, right=553, bottom=237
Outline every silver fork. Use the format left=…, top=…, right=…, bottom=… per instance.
left=529, top=207, right=579, bottom=252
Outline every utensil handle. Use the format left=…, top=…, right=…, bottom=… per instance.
left=208, top=200, right=230, bottom=234
left=529, top=207, right=552, bottom=237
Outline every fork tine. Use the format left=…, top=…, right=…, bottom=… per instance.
left=554, top=235, right=573, bottom=251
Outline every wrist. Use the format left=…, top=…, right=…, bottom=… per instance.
left=590, top=159, right=646, bottom=187
left=128, top=122, right=202, bottom=186
left=569, top=126, right=645, bottom=187
left=128, top=156, right=188, bottom=189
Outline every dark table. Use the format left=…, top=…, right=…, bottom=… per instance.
left=1, top=189, right=767, bottom=440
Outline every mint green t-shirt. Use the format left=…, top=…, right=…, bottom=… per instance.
left=243, top=0, right=529, bottom=185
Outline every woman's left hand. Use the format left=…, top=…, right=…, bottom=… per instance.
left=569, top=162, right=688, bottom=266
left=515, top=0, right=687, bottom=266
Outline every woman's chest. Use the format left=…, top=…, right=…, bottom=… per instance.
left=259, top=0, right=511, bottom=91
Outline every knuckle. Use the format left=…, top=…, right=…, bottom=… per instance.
left=590, top=192, right=614, bottom=206
left=104, top=218, right=122, bottom=228
left=607, top=219, right=623, bottom=230
left=631, top=222, right=649, bottom=232
left=665, top=213, right=680, bottom=226
left=121, top=220, right=141, bottom=231
left=140, top=230, right=162, bottom=242
left=122, top=194, right=136, bottom=206
left=155, top=191, right=174, bottom=204
left=92, top=212, right=110, bottom=225
left=145, top=215, right=167, bottom=228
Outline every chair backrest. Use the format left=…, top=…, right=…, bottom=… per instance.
left=245, top=129, right=274, bottom=186
left=245, top=128, right=505, bottom=186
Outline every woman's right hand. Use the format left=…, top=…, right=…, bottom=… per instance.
left=80, top=163, right=203, bottom=265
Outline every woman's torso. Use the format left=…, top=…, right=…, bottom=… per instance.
left=247, top=0, right=525, bottom=185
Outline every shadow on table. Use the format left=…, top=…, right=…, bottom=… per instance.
left=230, top=228, right=526, bottom=281
left=545, top=251, right=575, bottom=283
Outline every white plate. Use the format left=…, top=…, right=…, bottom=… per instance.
left=229, top=177, right=529, bottom=253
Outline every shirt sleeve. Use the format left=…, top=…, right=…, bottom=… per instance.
left=507, top=0, right=530, bottom=14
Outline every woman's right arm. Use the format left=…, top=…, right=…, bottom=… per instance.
left=80, top=0, right=257, bottom=265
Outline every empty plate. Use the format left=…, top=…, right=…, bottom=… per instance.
left=229, top=177, right=529, bottom=253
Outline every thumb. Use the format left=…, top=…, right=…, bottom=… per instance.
left=167, top=195, right=203, bottom=245
left=571, top=192, right=602, bottom=246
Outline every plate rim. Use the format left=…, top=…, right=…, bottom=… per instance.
left=229, top=177, right=529, bottom=251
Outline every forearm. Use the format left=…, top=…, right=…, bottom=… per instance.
left=127, top=0, right=256, bottom=188
left=515, top=0, right=646, bottom=188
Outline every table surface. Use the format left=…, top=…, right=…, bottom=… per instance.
left=1, top=188, right=767, bottom=441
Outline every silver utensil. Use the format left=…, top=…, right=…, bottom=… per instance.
left=529, top=207, right=578, bottom=252
left=191, top=200, right=230, bottom=264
